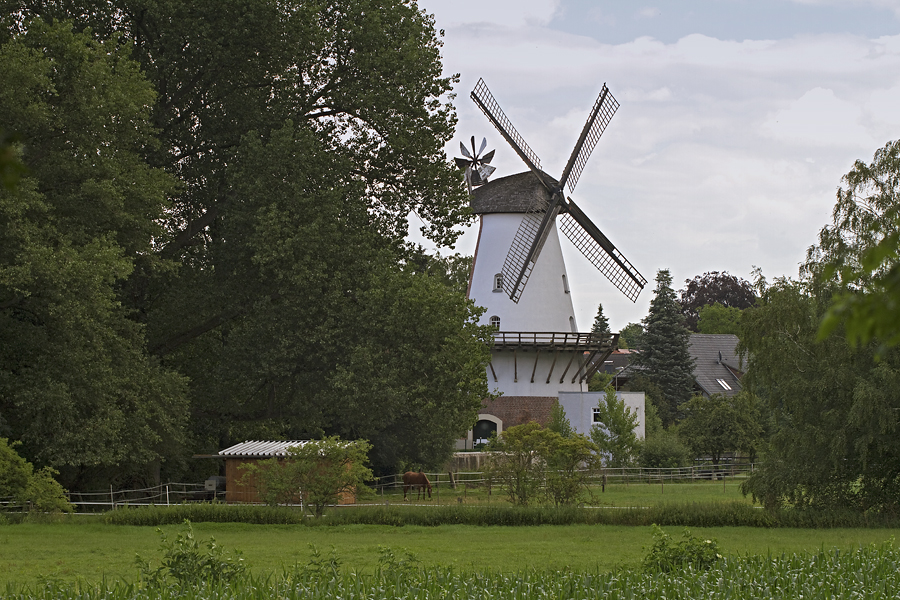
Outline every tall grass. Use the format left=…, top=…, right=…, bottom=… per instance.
left=102, top=501, right=900, bottom=528
left=4, top=541, right=899, bottom=600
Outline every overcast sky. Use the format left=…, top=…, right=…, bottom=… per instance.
left=412, top=0, right=900, bottom=330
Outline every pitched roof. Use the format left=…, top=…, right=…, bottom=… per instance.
left=218, top=440, right=308, bottom=458
left=688, top=334, right=744, bottom=397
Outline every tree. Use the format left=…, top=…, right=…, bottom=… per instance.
left=591, top=303, right=611, bottom=338
left=241, top=437, right=372, bottom=517
left=0, top=438, right=73, bottom=513
left=679, top=271, right=755, bottom=332
left=547, top=403, right=575, bottom=439
left=618, top=322, right=644, bottom=349
left=697, top=303, right=743, bottom=335
left=1, top=3, right=489, bottom=481
left=678, top=392, right=764, bottom=464
left=486, top=422, right=596, bottom=507
left=739, top=276, right=900, bottom=512
left=485, top=423, right=553, bottom=507
left=810, top=140, right=900, bottom=351
left=590, top=387, right=640, bottom=467
left=631, top=270, right=696, bottom=426
left=0, top=20, right=189, bottom=488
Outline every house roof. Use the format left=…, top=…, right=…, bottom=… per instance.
left=471, top=171, right=557, bottom=214
left=218, top=440, right=308, bottom=458
left=688, top=334, right=744, bottom=397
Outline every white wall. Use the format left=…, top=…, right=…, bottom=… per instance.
left=557, top=391, right=645, bottom=440
left=488, top=351, right=587, bottom=396
left=469, top=213, right=577, bottom=332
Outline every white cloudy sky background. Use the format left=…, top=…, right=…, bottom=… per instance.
left=412, top=0, right=900, bottom=330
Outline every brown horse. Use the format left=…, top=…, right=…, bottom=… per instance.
left=402, top=471, right=432, bottom=501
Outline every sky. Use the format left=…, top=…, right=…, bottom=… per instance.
left=412, top=0, right=900, bottom=330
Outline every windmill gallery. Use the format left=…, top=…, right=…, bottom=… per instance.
left=458, top=79, right=647, bottom=449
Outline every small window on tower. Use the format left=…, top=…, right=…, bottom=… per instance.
left=493, top=273, right=503, bottom=292
left=570, top=316, right=577, bottom=332
left=562, top=274, right=570, bottom=294
left=592, top=407, right=602, bottom=423
left=490, top=315, right=500, bottom=329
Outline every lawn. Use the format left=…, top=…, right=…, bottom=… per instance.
left=2, top=519, right=898, bottom=587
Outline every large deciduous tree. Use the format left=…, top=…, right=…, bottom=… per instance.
left=632, top=270, right=696, bottom=426
left=1, top=1, right=490, bottom=482
left=679, top=271, right=755, bottom=332
left=739, top=276, right=900, bottom=512
left=0, top=20, right=189, bottom=489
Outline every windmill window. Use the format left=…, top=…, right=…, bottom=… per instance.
left=570, top=316, right=577, bottom=332
left=562, top=274, right=570, bottom=293
left=493, top=273, right=503, bottom=292
left=490, top=315, right=500, bottom=329
left=716, top=378, right=732, bottom=390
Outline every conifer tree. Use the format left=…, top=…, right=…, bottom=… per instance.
left=591, top=303, right=611, bottom=338
left=632, top=269, right=696, bottom=426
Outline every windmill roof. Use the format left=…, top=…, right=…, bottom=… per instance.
left=471, top=171, right=557, bottom=214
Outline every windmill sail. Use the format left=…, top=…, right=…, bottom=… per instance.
left=559, top=198, right=646, bottom=301
left=560, top=85, right=619, bottom=194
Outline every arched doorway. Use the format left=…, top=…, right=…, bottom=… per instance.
left=473, top=419, right=498, bottom=447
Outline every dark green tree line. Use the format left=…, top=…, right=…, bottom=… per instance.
left=1, top=1, right=490, bottom=487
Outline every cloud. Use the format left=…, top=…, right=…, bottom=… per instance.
left=762, top=87, right=876, bottom=148
left=637, top=7, right=660, bottom=18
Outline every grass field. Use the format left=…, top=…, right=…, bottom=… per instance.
left=2, top=519, right=899, bottom=587
left=378, top=478, right=754, bottom=507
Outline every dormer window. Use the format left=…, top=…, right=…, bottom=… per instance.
left=490, top=315, right=500, bottom=329
left=493, top=273, right=503, bottom=293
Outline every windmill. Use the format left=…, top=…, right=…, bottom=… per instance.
left=470, top=78, right=647, bottom=304
left=454, top=136, right=496, bottom=193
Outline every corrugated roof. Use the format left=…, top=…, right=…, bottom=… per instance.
left=471, top=171, right=556, bottom=214
left=218, top=440, right=309, bottom=458
left=688, top=334, right=744, bottom=397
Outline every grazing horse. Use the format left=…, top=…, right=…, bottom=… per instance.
left=402, top=471, right=432, bottom=501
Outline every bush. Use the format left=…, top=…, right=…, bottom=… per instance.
left=136, top=520, right=246, bottom=588
left=0, top=438, right=73, bottom=513
left=640, top=431, right=692, bottom=468
left=642, top=524, right=722, bottom=572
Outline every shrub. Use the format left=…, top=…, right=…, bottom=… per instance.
left=0, top=438, right=73, bottom=513
left=136, top=520, right=246, bottom=588
left=642, top=524, right=722, bottom=572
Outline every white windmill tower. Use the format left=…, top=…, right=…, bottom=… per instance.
left=458, top=79, right=647, bottom=447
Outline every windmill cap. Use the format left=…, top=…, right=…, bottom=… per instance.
left=471, top=171, right=559, bottom=214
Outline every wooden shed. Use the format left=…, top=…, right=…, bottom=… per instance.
left=218, top=440, right=356, bottom=505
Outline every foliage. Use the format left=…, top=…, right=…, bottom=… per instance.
left=631, top=270, right=696, bottom=427
left=810, top=140, right=900, bottom=352
left=679, top=271, right=756, bottom=332
left=486, top=423, right=596, bottom=507
left=591, top=303, right=611, bottom=338
left=543, top=434, right=598, bottom=507
left=240, top=437, right=373, bottom=517
left=0, top=19, right=189, bottom=488
left=590, top=387, right=640, bottom=467
left=136, top=520, right=246, bottom=588
left=0, top=438, right=73, bottom=513
left=618, top=322, right=644, bottom=349
left=0, top=0, right=486, bottom=485
left=642, top=525, right=722, bottom=572
left=485, top=423, right=553, bottom=507
left=739, top=276, right=900, bottom=512
left=697, top=303, right=743, bottom=335
left=640, top=431, right=692, bottom=468
left=678, top=392, right=765, bottom=464
left=0, top=127, right=26, bottom=190
left=546, top=403, right=574, bottom=438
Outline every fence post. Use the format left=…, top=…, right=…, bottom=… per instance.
left=110, top=485, right=115, bottom=510
left=166, top=485, right=170, bottom=506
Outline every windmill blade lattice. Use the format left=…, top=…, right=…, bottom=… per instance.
left=561, top=85, right=619, bottom=194
left=471, top=79, right=544, bottom=178
left=559, top=199, right=646, bottom=302
left=501, top=192, right=554, bottom=302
